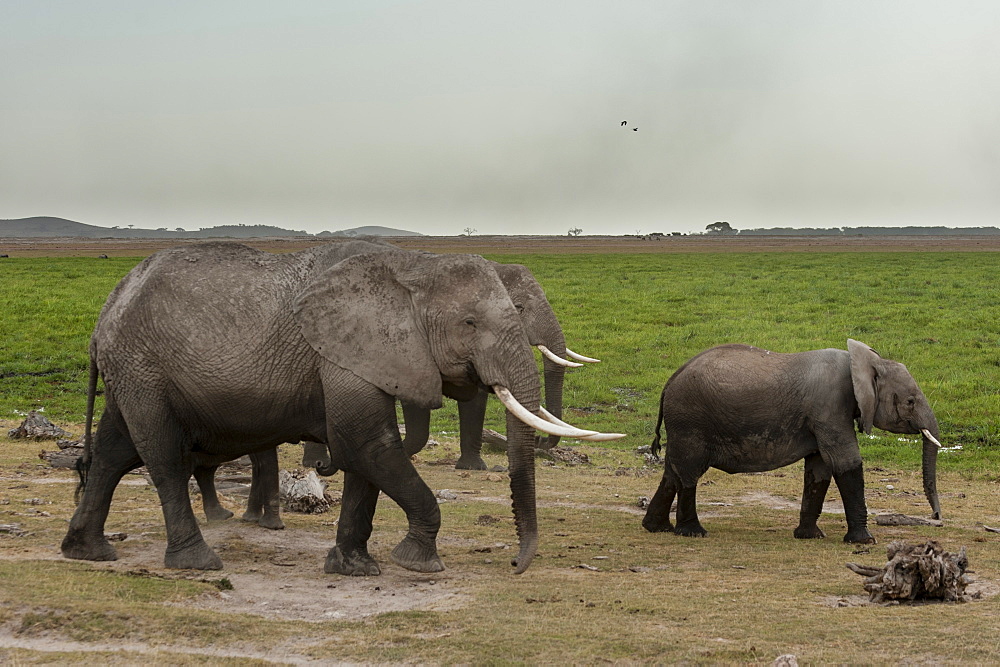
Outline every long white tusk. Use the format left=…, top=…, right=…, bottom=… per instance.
left=493, top=386, right=598, bottom=438
left=565, top=348, right=601, bottom=363
left=921, top=429, right=942, bottom=448
left=577, top=432, right=627, bottom=442
left=537, top=345, right=583, bottom=368
left=538, top=406, right=627, bottom=442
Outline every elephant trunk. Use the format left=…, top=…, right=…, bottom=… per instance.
left=506, top=409, right=538, bottom=574
left=921, top=422, right=941, bottom=520
left=541, top=342, right=567, bottom=450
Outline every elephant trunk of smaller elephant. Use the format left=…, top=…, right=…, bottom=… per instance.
left=922, top=426, right=942, bottom=520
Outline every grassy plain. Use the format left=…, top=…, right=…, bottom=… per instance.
left=2, top=244, right=1000, bottom=663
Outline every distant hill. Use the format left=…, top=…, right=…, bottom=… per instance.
left=317, top=226, right=425, bottom=237
left=0, top=217, right=424, bottom=238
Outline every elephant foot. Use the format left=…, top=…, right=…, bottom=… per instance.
left=164, top=541, right=223, bottom=570
left=61, top=531, right=118, bottom=562
left=843, top=527, right=876, bottom=544
left=793, top=524, right=826, bottom=539
left=391, top=535, right=445, bottom=573
left=241, top=509, right=285, bottom=530
left=674, top=522, right=708, bottom=538
left=641, top=514, right=674, bottom=533
left=455, top=456, right=488, bottom=471
left=205, top=506, right=234, bottom=522
left=325, top=546, right=381, bottom=576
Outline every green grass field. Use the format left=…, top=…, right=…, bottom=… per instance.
left=2, top=252, right=998, bottom=472
left=3, top=249, right=1000, bottom=663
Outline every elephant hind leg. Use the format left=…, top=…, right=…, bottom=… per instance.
left=642, top=472, right=676, bottom=533
left=62, top=404, right=142, bottom=562
left=192, top=464, right=234, bottom=522
left=673, top=485, right=708, bottom=537
left=242, top=448, right=284, bottom=530
left=794, top=454, right=830, bottom=539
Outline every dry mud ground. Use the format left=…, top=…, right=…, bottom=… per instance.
left=2, top=233, right=1000, bottom=258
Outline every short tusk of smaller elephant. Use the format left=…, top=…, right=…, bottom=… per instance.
left=536, top=345, right=584, bottom=368
left=921, top=429, right=942, bottom=448
left=565, top=348, right=601, bottom=363
left=493, top=386, right=599, bottom=438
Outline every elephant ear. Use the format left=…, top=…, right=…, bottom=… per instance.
left=847, top=338, right=881, bottom=435
left=292, top=252, right=443, bottom=409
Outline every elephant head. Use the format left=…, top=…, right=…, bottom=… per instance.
left=293, top=250, right=618, bottom=572
left=848, top=339, right=941, bottom=519
left=491, top=262, right=600, bottom=448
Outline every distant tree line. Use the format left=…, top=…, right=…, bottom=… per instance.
left=737, top=226, right=1000, bottom=236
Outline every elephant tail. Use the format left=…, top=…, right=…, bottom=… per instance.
left=650, top=390, right=665, bottom=459
left=75, top=356, right=98, bottom=504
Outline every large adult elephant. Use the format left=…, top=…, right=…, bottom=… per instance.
left=193, top=248, right=601, bottom=527
left=62, top=242, right=618, bottom=574
left=642, top=340, right=941, bottom=543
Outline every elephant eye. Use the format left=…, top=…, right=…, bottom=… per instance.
left=514, top=303, right=524, bottom=313
left=464, top=317, right=477, bottom=328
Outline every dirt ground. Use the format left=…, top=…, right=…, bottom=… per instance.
left=2, top=233, right=1000, bottom=258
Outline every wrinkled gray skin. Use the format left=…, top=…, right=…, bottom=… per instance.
left=401, top=261, right=568, bottom=468
left=195, top=257, right=569, bottom=525
left=642, top=340, right=940, bottom=543
left=62, top=241, right=544, bottom=575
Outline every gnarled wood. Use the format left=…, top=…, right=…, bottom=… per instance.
left=847, top=540, right=970, bottom=603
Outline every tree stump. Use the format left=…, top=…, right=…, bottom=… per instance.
left=279, top=470, right=340, bottom=514
left=8, top=411, right=70, bottom=440
left=846, top=540, right=970, bottom=603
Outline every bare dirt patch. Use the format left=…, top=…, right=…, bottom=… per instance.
left=2, top=234, right=1000, bottom=258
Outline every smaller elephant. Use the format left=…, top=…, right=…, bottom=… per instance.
left=642, top=339, right=942, bottom=543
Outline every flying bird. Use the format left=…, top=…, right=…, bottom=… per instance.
left=621, top=120, right=627, bottom=126
left=633, top=127, right=638, bottom=131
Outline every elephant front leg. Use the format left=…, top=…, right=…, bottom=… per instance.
left=326, top=472, right=381, bottom=576
left=833, top=464, right=876, bottom=544
left=455, top=391, right=489, bottom=470
left=242, top=448, right=284, bottom=530
left=794, top=454, right=831, bottom=539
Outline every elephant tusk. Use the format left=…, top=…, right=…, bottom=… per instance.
left=565, top=348, right=601, bottom=363
left=537, top=345, right=583, bottom=368
left=576, top=432, right=627, bottom=442
left=537, top=406, right=626, bottom=442
left=921, top=429, right=942, bottom=448
left=494, top=386, right=598, bottom=438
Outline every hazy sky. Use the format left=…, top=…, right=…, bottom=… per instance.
left=2, top=1, right=999, bottom=236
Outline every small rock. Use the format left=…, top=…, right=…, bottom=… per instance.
left=773, top=655, right=799, bottom=667
left=637, top=496, right=650, bottom=509
left=435, top=489, right=458, bottom=501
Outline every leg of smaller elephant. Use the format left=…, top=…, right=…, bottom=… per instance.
left=62, top=410, right=142, bottom=562
left=642, top=471, right=676, bottom=533
left=833, top=464, right=876, bottom=544
left=243, top=448, right=284, bottom=530
left=400, top=401, right=431, bottom=457
left=673, top=485, right=708, bottom=537
left=794, top=454, right=831, bottom=539
left=326, top=471, right=382, bottom=576
left=455, top=391, right=489, bottom=470
left=193, top=464, right=234, bottom=522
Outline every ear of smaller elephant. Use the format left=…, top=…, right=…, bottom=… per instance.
left=293, top=254, right=443, bottom=409
left=847, top=339, right=880, bottom=434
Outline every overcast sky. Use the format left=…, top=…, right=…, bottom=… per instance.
left=2, top=1, right=999, bottom=236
